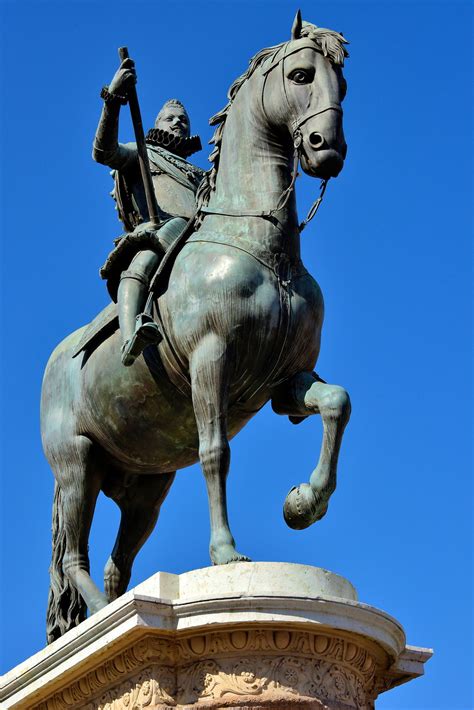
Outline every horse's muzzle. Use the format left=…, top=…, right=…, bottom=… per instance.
left=300, top=147, right=345, bottom=179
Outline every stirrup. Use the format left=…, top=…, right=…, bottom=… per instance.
left=121, top=314, right=162, bottom=366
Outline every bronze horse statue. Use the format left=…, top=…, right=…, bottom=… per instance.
left=41, top=15, right=351, bottom=643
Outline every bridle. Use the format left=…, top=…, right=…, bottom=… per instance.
left=262, top=39, right=343, bottom=130
left=200, top=39, right=343, bottom=233
left=262, top=39, right=343, bottom=231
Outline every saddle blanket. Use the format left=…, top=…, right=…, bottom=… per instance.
left=72, top=302, right=118, bottom=358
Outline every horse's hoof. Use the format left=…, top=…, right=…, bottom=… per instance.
left=89, top=593, right=109, bottom=615
left=283, top=484, right=326, bottom=530
left=211, top=544, right=251, bottom=565
left=225, top=554, right=251, bottom=565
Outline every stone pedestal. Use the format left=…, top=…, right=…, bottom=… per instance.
left=0, top=563, right=432, bottom=709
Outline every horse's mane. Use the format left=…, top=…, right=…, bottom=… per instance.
left=196, top=22, right=349, bottom=213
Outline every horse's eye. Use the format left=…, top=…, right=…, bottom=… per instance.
left=289, top=69, right=313, bottom=84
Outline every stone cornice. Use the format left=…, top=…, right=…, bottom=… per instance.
left=0, top=564, right=432, bottom=709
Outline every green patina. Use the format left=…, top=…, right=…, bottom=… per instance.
left=41, top=12, right=351, bottom=644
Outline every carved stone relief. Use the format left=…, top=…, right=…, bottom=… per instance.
left=33, top=629, right=383, bottom=710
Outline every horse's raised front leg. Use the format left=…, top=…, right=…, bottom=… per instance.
left=103, top=471, right=175, bottom=601
left=271, top=371, right=351, bottom=529
left=190, top=333, right=250, bottom=565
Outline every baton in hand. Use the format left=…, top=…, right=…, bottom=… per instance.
left=118, top=46, right=161, bottom=228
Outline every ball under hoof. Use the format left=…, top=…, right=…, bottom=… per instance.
left=283, top=483, right=322, bottom=530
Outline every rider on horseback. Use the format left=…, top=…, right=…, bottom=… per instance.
left=93, top=57, right=205, bottom=365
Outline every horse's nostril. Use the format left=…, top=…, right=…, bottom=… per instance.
left=309, top=132, right=325, bottom=149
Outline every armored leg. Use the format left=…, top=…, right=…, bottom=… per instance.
left=118, top=249, right=161, bottom=366
left=117, top=218, right=188, bottom=366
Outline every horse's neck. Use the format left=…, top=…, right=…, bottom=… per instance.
left=205, top=79, right=300, bottom=260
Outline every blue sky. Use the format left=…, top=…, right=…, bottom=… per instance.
left=0, top=1, right=472, bottom=708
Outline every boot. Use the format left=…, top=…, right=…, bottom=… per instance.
left=118, top=272, right=162, bottom=367
left=121, top=313, right=162, bottom=366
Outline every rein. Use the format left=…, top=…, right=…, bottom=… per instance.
left=199, top=136, right=301, bottom=222
left=299, top=176, right=328, bottom=232
left=199, top=133, right=328, bottom=233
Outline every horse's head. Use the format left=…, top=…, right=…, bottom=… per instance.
left=261, top=12, right=348, bottom=180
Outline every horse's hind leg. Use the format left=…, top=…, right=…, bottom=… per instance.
left=48, top=434, right=108, bottom=641
left=103, top=471, right=175, bottom=601
left=272, top=371, right=351, bottom=530
left=190, top=334, right=250, bottom=565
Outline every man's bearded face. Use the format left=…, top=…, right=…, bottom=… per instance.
left=155, top=105, right=190, bottom=139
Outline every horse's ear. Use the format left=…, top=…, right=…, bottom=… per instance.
left=291, top=9, right=302, bottom=39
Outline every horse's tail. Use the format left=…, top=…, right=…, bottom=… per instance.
left=46, top=481, right=86, bottom=644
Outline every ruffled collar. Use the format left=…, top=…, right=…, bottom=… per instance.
left=145, top=128, right=202, bottom=158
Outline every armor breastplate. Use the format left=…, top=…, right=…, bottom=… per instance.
left=113, top=145, right=205, bottom=230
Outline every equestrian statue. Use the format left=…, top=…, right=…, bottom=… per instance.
left=41, top=12, right=351, bottom=644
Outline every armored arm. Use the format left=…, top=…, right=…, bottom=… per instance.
left=92, top=59, right=137, bottom=170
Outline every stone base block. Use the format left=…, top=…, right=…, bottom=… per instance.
left=0, top=563, right=432, bottom=709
